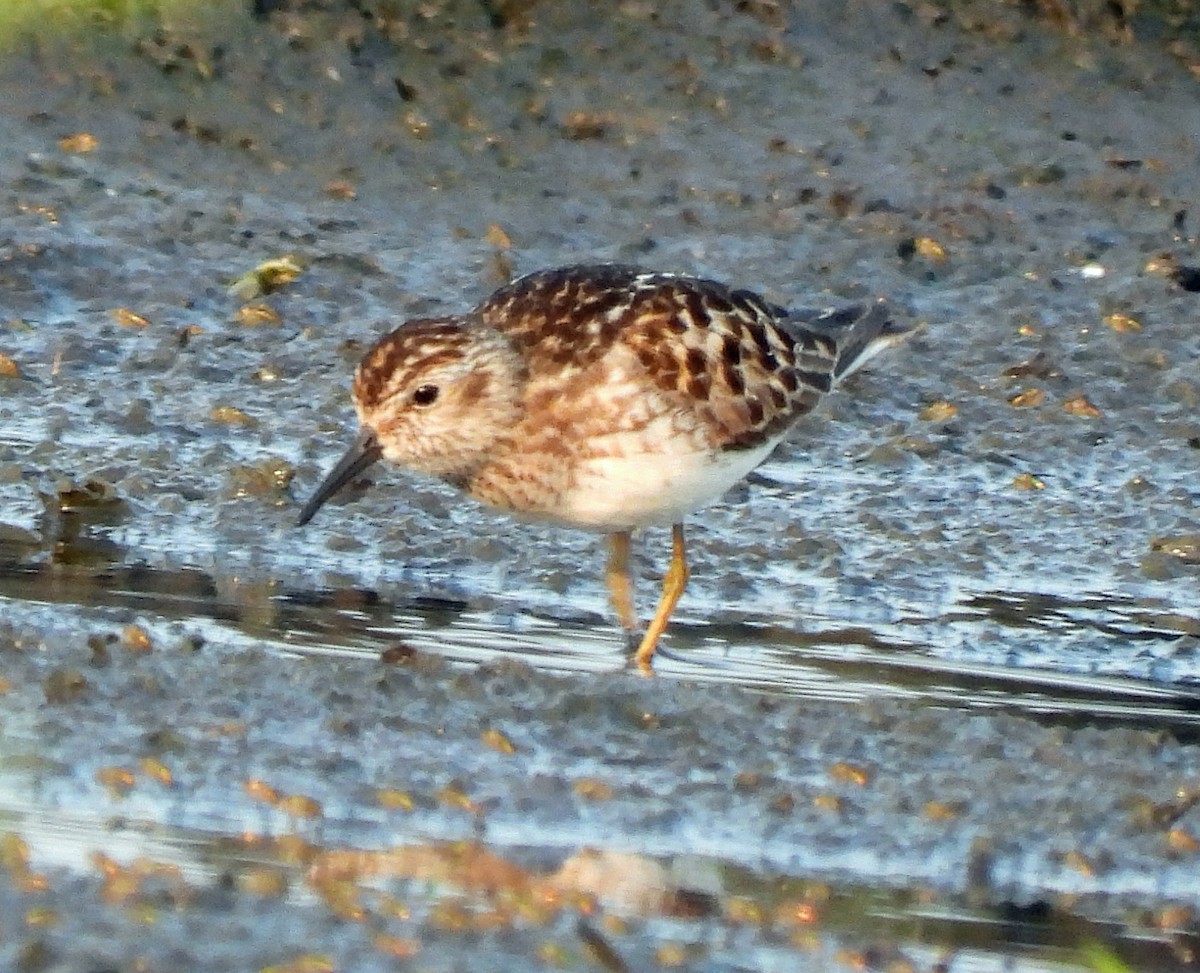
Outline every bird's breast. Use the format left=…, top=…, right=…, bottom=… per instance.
left=467, top=434, right=781, bottom=532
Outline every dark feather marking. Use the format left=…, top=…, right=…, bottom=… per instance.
left=746, top=397, right=764, bottom=426
left=683, top=288, right=711, bottom=330
left=795, top=369, right=833, bottom=393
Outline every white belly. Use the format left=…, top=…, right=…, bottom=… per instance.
left=554, top=438, right=781, bottom=530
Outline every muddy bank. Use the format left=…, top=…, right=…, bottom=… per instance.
left=1, top=1, right=1199, bottom=970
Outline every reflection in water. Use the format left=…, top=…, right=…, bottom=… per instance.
left=1, top=541, right=1198, bottom=968
left=0, top=798, right=1193, bottom=973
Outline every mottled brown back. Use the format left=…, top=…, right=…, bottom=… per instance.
left=477, top=265, right=843, bottom=452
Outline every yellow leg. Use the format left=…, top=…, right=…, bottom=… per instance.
left=633, top=523, right=689, bottom=673
left=606, top=531, right=637, bottom=635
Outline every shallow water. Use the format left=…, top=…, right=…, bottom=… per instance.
left=3, top=548, right=1198, bottom=726
left=2, top=1, right=1200, bottom=969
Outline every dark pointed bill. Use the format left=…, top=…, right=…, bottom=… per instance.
left=296, top=429, right=383, bottom=526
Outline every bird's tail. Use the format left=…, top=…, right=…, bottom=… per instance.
left=786, top=300, right=916, bottom=383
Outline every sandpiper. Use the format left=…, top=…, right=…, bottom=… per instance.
left=298, top=264, right=912, bottom=670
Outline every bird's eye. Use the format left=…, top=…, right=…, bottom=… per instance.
left=412, top=384, right=440, bottom=407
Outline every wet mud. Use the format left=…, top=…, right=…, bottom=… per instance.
left=1, top=1, right=1199, bottom=969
